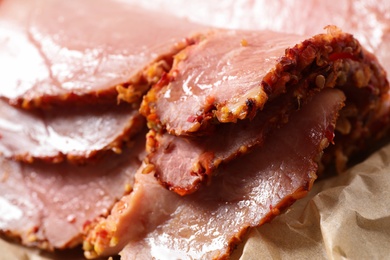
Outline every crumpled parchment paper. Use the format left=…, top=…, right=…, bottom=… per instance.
left=238, top=143, right=390, bottom=260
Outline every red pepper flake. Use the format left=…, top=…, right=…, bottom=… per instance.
left=96, top=229, right=108, bottom=239
left=329, top=52, right=358, bottom=62
left=155, top=70, right=177, bottom=89
left=325, top=125, right=335, bottom=143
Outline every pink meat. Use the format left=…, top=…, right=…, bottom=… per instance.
left=84, top=88, right=345, bottom=259
left=147, top=92, right=295, bottom=195
left=142, top=30, right=305, bottom=135
left=0, top=100, right=144, bottom=164
left=127, top=0, right=390, bottom=77
left=141, top=27, right=388, bottom=137
left=0, top=134, right=145, bottom=250
left=0, top=0, right=203, bottom=108
left=145, top=28, right=389, bottom=195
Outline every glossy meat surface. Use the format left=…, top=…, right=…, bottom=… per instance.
left=146, top=27, right=389, bottom=195
left=0, top=100, right=144, bottom=163
left=0, top=0, right=203, bottom=108
left=84, top=88, right=345, bottom=259
left=141, top=30, right=305, bottom=134
left=0, top=134, right=145, bottom=250
left=130, top=0, right=390, bottom=78
left=141, top=27, right=388, bottom=137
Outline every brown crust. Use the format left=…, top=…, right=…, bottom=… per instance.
left=12, top=88, right=119, bottom=110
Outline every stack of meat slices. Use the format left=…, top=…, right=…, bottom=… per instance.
left=0, top=0, right=203, bottom=252
left=84, top=27, right=390, bottom=259
left=1, top=1, right=390, bottom=260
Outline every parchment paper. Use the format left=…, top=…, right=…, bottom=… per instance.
left=239, top=143, right=390, bottom=260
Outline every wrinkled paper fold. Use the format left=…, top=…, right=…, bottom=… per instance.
left=239, top=143, right=390, bottom=260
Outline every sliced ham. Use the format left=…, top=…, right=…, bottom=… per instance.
left=145, top=27, right=389, bottom=195
left=141, top=30, right=304, bottom=135
left=0, top=0, right=203, bottom=108
left=0, top=133, right=145, bottom=250
left=84, top=88, right=345, bottom=259
left=141, top=27, right=388, bottom=136
left=126, top=0, right=390, bottom=78
left=146, top=89, right=300, bottom=195
left=0, top=100, right=144, bottom=164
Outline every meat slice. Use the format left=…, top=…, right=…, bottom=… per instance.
left=145, top=27, right=389, bottom=195
left=0, top=133, right=145, bottom=250
left=146, top=89, right=298, bottom=195
left=141, top=30, right=304, bottom=135
left=141, top=27, right=388, bottom=136
left=83, top=88, right=345, bottom=259
left=0, top=100, right=144, bottom=164
left=0, top=0, right=203, bottom=109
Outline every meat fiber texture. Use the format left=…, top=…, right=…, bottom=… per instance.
left=1, top=0, right=390, bottom=260
left=0, top=101, right=144, bottom=164
left=0, top=134, right=145, bottom=251
left=128, top=0, right=390, bottom=81
left=143, top=27, right=389, bottom=196
left=85, top=89, right=345, bottom=259
left=0, top=0, right=204, bottom=108
left=0, top=0, right=204, bottom=164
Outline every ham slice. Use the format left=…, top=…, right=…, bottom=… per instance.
left=125, top=0, right=390, bottom=77
left=0, top=133, right=145, bottom=250
left=141, top=30, right=304, bottom=135
left=0, top=0, right=203, bottom=108
left=146, top=89, right=299, bottom=195
left=0, top=100, right=144, bottom=164
left=84, top=88, right=345, bottom=259
left=145, top=27, right=389, bottom=195
left=141, top=27, right=388, bottom=136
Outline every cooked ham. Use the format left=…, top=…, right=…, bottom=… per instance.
left=0, top=133, right=145, bottom=250
left=0, top=0, right=203, bottom=108
left=145, top=27, right=389, bottom=195
left=141, top=30, right=304, bottom=135
left=1, top=1, right=389, bottom=259
left=84, top=88, right=345, bottom=259
left=0, top=100, right=144, bottom=164
left=146, top=88, right=301, bottom=195
left=127, top=0, right=390, bottom=76
left=141, top=27, right=388, bottom=137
